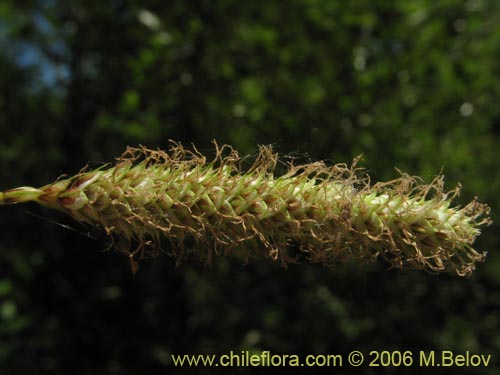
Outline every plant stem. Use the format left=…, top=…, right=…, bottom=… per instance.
left=0, top=187, right=43, bottom=205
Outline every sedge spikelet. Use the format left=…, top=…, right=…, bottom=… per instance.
left=0, top=142, right=491, bottom=276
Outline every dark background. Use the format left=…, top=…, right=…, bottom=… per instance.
left=0, top=1, right=499, bottom=374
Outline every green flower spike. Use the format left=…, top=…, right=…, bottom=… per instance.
left=0, top=142, right=491, bottom=276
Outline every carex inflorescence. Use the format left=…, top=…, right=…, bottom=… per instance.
left=0, top=141, right=491, bottom=275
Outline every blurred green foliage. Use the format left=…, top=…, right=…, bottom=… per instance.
left=0, top=0, right=499, bottom=373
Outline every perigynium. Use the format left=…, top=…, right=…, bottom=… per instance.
left=0, top=142, right=491, bottom=275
